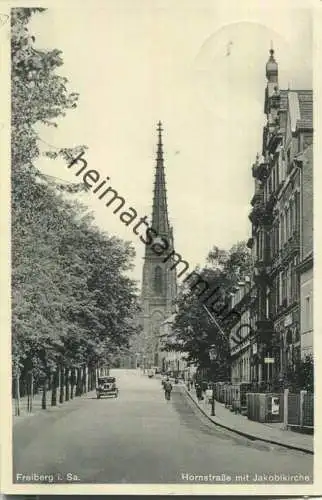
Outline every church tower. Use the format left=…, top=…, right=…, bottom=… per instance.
left=141, top=122, right=177, bottom=370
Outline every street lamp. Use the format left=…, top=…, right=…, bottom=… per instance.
left=209, top=347, right=216, bottom=416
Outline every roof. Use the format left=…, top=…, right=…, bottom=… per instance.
left=297, top=90, right=313, bottom=124
left=278, top=89, right=313, bottom=130
left=287, top=90, right=313, bottom=131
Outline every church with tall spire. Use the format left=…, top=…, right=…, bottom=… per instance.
left=140, top=122, right=177, bottom=370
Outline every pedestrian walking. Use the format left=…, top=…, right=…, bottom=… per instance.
left=195, top=383, right=203, bottom=401
left=163, top=378, right=173, bottom=401
left=205, top=384, right=213, bottom=404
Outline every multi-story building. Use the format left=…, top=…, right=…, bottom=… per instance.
left=140, top=122, right=177, bottom=370
left=229, top=278, right=256, bottom=384
left=159, top=313, right=192, bottom=379
left=296, top=145, right=313, bottom=358
left=248, top=49, right=313, bottom=385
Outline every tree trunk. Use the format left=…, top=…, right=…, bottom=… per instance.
left=27, top=371, right=34, bottom=413
left=90, top=368, right=95, bottom=390
left=59, top=364, right=65, bottom=404
left=70, top=368, right=75, bottom=399
left=82, top=366, right=87, bottom=394
left=51, top=368, right=58, bottom=406
left=27, top=372, right=31, bottom=413
left=75, top=367, right=82, bottom=397
left=65, top=368, right=70, bottom=402
left=89, top=369, right=92, bottom=390
left=14, top=374, right=20, bottom=416
left=42, top=376, right=47, bottom=410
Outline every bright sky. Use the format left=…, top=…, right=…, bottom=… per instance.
left=30, top=1, right=312, bottom=285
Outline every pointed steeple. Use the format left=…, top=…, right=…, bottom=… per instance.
left=151, top=121, right=170, bottom=235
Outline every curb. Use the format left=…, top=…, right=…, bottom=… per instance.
left=12, top=390, right=96, bottom=425
left=181, top=386, right=314, bottom=455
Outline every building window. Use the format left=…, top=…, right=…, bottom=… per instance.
left=305, top=296, right=312, bottom=331
left=285, top=206, right=289, bottom=241
left=275, top=276, right=280, bottom=312
left=295, top=191, right=300, bottom=233
left=280, top=214, right=285, bottom=246
left=289, top=198, right=294, bottom=234
left=154, top=266, right=163, bottom=294
left=272, top=166, right=276, bottom=192
left=282, top=271, right=287, bottom=306
left=266, top=289, right=270, bottom=317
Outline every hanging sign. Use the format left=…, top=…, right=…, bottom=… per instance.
left=264, top=357, right=275, bottom=364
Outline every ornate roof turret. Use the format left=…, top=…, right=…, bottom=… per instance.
left=266, top=46, right=278, bottom=83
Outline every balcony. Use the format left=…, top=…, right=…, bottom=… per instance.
left=252, top=161, right=269, bottom=181
left=289, top=231, right=300, bottom=253
left=271, top=251, right=282, bottom=272
left=249, top=201, right=274, bottom=227
left=253, top=257, right=271, bottom=285
left=265, top=191, right=277, bottom=212
left=251, top=191, right=262, bottom=207
left=268, top=126, right=283, bottom=153
left=279, top=231, right=300, bottom=263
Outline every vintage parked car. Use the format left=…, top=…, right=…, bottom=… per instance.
left=96, top=376, right=119, bottom=399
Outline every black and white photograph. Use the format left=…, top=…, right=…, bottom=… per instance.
left=1, top=0, right=320, bottom=495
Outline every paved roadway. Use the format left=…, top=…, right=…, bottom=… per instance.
left=13, top=369, right=313, bottom=484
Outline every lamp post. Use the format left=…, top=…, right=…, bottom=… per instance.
left=209, top=347, right=216, bottom=416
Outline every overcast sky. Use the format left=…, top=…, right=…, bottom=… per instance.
left=30, top=1, right=313, bottom=285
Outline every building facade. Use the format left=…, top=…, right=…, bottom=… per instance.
left=140, top=122, right=177, bottom=370
left=248, top=49, right=313, bottom=385
left=229, top=279, right=257, bottom=384
left=159, top=313, right=193, bottom=379
left=296, top=145, right=313, bottom=358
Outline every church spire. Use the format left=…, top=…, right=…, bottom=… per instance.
left=151, top=121, right=170, bottom=235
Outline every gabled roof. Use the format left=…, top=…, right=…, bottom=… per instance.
left=297, top=90, right=313, bottom=129
left=279, top=89, right=313, bottom=129
left=287, top=90, right=313, bottom=132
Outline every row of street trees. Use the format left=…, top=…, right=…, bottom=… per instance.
left=11, top=8, right=140, bottom=414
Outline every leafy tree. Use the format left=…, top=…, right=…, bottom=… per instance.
left=162, top=241, right=253, bottom=380
left=283, top=354, right=314, bottom=392
left=11, top=8, right=141, bottom=412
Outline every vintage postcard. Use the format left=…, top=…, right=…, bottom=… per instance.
left=0, top=0, right=321, bottom=496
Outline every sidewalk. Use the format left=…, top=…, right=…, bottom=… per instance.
left=181, top=385, right=314, bottom=455
left=12, top=389, right=83, bottom=423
